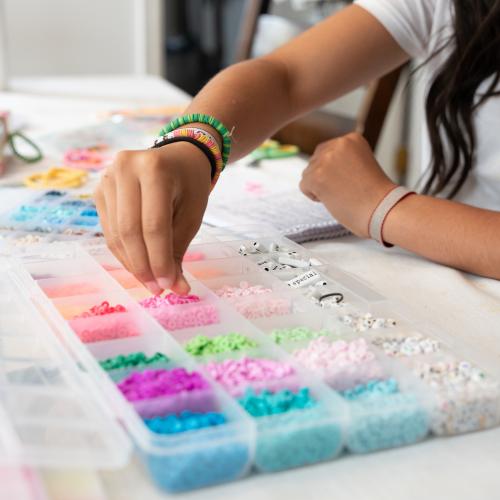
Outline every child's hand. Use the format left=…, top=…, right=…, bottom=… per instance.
left=95, top=141, right=212, bottom=295
left=300, top=132, right=396, bottom=237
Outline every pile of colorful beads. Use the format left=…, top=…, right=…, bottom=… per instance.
left=80, top=208, right=98, bottom=217
left=7, top=233, right=50, bottom=246
left=99, top=352, right=170, bottom=380
left=410, top=359, right=500, bottom=435
left=371, top=334, right=440, bottom=357
left=249, top=396, right=343, bottom=472
left=73, top=217, right=99, bottom=227
left=215, top=282, right=291, bottom=319
left=238, top=387, right=316, bottom=417
left=270, top=326, right=330, bottom=345
left=292, top=338, right=385, bottom=390
left=215, top=282, right=273, bottom=299
left=100, top=352, right=170, bottom=371
left=139, top=293, right=219, bottom=330
left=118, top=368, right=215, bottom=418
left=143, top=433, right=250, bottom=492
left=142, top=293, right=201, bottom=306
left=72, top=300, right=126, bottom=319
left=63, top=147, right=108, bottom=170
left=69, top=301, right=138, bottom=342
left=204, top=357, right=296, bottom=396
left=144, top=410, right=226, bottom=435
left=341, top=379, right=429, bottom=453
left=185, top=333, right=258, bottom=357
left=340, top=312, right=397, bottom=332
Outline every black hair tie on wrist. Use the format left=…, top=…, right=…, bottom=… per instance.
left=152, top=135, right=217, bottom=180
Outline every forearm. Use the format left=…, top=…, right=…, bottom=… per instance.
left=182, top=58, right=294, bottom=160
left=383, top=194, right=500, bottom=279
left=181, top=5, right=408, bottom=161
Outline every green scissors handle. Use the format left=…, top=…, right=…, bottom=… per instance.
left=7, top=130, right=43, bottom=163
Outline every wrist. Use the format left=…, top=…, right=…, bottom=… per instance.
left=155, top=141, right=212, bottom=188
left=381, top=192, right=420, bottom=246
left=367, top=185, right=415, bottom=246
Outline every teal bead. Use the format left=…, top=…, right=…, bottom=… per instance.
left=341, top=379, right=429, bottom=453
left=144, top=411, right=227, bottom=435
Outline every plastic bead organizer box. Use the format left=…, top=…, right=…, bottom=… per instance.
left=0, top=190, right=499, bottom=493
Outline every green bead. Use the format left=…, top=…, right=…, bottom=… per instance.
left=100, top=351, right=170, bottom=371
left=185, top=332, right=257, bottom=357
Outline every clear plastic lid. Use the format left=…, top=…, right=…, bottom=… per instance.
left=0, top=258, right=132, bottom=468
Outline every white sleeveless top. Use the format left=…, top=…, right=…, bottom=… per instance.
left=356, top=0, right=500, bottom=210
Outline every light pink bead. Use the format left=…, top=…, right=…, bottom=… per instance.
left=293, top=338, right=385, bottom=391
left=205, top=357, right=296, bottom=396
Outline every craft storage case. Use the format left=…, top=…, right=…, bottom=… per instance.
left=8, top=244, right=352, bottom=490
left=0, top=221, right=499, bottom=493
left=3, top=252, right=256, bottom=492
left=0, top=190, right=101, bottom=239
left=170, top=317, right=347, bottom=472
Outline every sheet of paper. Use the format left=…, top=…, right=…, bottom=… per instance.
left=204, top=161, right=347, bottom=242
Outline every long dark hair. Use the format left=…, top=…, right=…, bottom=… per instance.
left=423, top=0, right=500, bottom=198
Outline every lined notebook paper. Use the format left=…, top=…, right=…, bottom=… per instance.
left=203, top=161, right=349, bottom=243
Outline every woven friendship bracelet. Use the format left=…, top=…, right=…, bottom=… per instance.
left=368, top=186, right=415, bottom=247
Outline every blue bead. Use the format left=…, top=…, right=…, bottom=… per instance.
left=341, top=379, right=430, bottom=453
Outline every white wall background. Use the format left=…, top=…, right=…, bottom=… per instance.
left=2, top=0, right=163, bottom=77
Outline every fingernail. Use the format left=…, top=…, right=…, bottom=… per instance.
left=145, top=281, right=163, bottom=295
left=157, top=277, right=173, bottom=291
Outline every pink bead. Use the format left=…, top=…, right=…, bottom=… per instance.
left=205, top=357, right=295, bottom=396
left=292, top=338, right=385, bottom=391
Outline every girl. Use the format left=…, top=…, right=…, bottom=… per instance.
left=95, top=0, right=500, bottom=296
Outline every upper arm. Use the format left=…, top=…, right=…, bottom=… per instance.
left=262, top=4, right=411, bottom=116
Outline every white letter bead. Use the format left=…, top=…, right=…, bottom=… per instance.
left=269, top=242, right=280, bottom=252
left=286, top=269, right=321, bottom=288
left=238, top=245, right=248, bottom=255
left=314, top=280, right=328, bottom=287
left=258, top=260, right=278, bottom=272
left=278, top=256, right=310, bottom=268
left=309, top=257, right=322, bottom=266
left=252, top=241, right=263, bottom=252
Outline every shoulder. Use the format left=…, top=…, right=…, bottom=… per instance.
left=354, top=0, right=452, bottom=58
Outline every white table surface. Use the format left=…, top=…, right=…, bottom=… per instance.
left=1, top=76, right=500, bottom=500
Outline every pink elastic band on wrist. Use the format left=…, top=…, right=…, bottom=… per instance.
left=368, top=186, right=415, bottom=248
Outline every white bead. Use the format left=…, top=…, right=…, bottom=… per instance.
left=276, top=264, right=292, bottom=270
left=252, top=241, right=263, bottom=252
left=278, top=256, right=310, bottom=268
left=314, top=280, right=328, bottom=287
left=269, top=242, right=280, bottom=252
left=286, top=269, right=321, bottom=288
left=259, top=261, right=278, bottom=272
left=238, top=245, right=248, bottom=256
